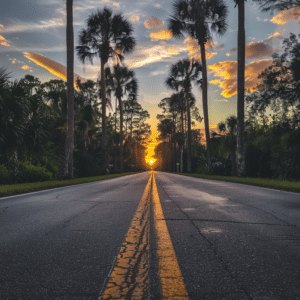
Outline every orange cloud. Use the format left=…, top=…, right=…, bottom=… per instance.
left=129, top=15, right=139, bottom=22
left=193, top=52, right=217, bottom=61
left=267, top=32, right=282, bottom=40
left=144, top=17, right=164, bottom=29
left=226, top=41, right=276, bottom=59
left=184, top=37, right=217, bottom=60
left=113, top=2, right=119, bottom=6
left=24, top=52, right=86, bottom=89
left=0, top=24, right=4, bottom=28
left=208, top=59, right=273, bottom=97
left=21, top=65, right=30, bottom=70
left=1, top=41, right=10, bottom=47
left=270, top=7, right=300, bottom=24
left=150, top=29, right=172, bottom=40
left=0, top=35, right=10, bottom=47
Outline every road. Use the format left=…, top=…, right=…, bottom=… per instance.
left=1, top=171, right=300, bottom=300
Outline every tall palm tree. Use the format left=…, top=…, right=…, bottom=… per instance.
left=66, top=0, right=74, bottom=178
left=234, top=0, right=246, bottom=176
left=76, top=8, right=136, bottom=172
left=105, top=64, right=138, bottom=173
left=168, top=0, right=228, bottom=172
left=166, top=59, right=202, bottom=172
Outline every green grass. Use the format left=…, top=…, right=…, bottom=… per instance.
left=179, top=173, right=300, bottom=193
left=0, top=173, right=137, bottom=198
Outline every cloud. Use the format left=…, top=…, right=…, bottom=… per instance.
left=1, top=41, right=10, bottom=47
left=150, top=29, right=172, bottom=41
left=216, top=44, right=225, bottom=51
left=208, top=59, right=273, bottom=97
left=144, top=17, right=164, bottom=29
left=256, top=17, right=269, bottom=22
left=150, top=70, right=168, bottom=76
left=127, top=42, right=186, bottom=69
left=0, top=18, right=65, bottom=33
left=226, top=41, right=276, bottom=59
left=24, top=52, right=86, bottom=89
left=184, top=37, right=217, bottom=60
left=0, top=35, right=10, bottom=47
left=103, top=0, right=109, bottom=2
left=21, top=65, right=30, bottom=70
left=0, top=24, right=4, bottom=28
left=113, top=2, right=119, bottom=6
left=155, top=4, right=161, bottom=7
left=226, top=48, right=237, bottom=57
left=192, top=52, right=217, bottom=61
left=270, top=7, right=300, bottom=24
left=129, top=15, right=140, bottom=22
left=267, top=32, right=282, bottom=40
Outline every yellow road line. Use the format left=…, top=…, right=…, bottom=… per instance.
left=100, top=171, right=189, bottom=299
left=100, top=174, right=151, bottom=300
left=152, top=172, right=189, bottom=299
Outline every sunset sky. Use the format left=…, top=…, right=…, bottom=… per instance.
left=1, top=0, right=299, bottom=159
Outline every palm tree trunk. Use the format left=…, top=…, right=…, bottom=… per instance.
left=115, top=96, right=117, bottom=132
left=119, top=97, right=124, bottom=173
left=181, top=109, right=184, bottom=172
left=200, top=42, right=212, bottom=173
left=66, top=0, right=74, bottom=178
left=237, top=0, right=245, bottom=176
left=100, top=60, right=107, bottom=172
left=186, top=93, right=192, bottom=173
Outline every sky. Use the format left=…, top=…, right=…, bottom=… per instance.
left=1, top=0, right=300, bottom=160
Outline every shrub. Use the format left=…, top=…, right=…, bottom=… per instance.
left=17, top=161, right=52, bottom=183
left=0, top=165, right=13, bottom=185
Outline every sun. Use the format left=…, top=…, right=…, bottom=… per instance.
left=149, top=159, right=154, bottom=165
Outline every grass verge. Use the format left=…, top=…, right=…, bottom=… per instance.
left=179, top=173, right=300, bottom=193
left=0, top=173, right=137, bottom=198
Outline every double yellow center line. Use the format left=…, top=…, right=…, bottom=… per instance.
left=100, top=172, right=189, bottom=300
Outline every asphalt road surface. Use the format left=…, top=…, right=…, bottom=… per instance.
left=1, top=171, right=300, bottom=300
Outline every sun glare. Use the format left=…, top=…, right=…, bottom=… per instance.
left=150, top=160, right=154, bottom=165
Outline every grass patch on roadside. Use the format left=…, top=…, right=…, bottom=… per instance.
left=179, top=173, right=300, bottom=193
left=0, top=173, right=137, bottom=198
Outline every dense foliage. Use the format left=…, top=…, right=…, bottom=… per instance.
left=0, top=72, right=150, bottom=184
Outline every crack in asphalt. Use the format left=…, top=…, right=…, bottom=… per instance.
left=44, top=202, right=104, bottom=237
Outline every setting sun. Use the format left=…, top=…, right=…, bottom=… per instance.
left=150, top=160, right=154, bottom=165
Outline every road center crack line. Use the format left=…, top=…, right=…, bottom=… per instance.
left=152, top=172, right=189, bottom=300
left=99, top=174, right=151, bottom=300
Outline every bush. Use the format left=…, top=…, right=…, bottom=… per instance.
left=0, top=165, right=13, bottom=185
left=17, top=161, right=52, bottom=183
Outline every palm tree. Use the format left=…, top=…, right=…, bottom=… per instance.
left=76, top=8, right=136, bottom=172
left=168, top=0, right=228, bottom=172
left=252, top=0, right=300, bottom=11
left=234, top=0, right=246, bottom=176
left=66, top=0, right=74, bottom=178
left=105, top=64, right=138, bottom=173
left=166, top=59, right=202, bottom=173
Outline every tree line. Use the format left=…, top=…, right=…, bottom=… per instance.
left=154, top=32, right=300, bottom=180
left=0, top=72, right=150, bottom=184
